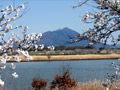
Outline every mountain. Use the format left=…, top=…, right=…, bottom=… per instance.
left=37, top=27, right=119, bottom=48
left=37, top=27, right=89, bottom=47
left=94, top=43, right=117, bottom=49
left=115, top=43, right=120, bottom=48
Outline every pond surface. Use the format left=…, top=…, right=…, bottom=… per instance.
left=1, top=59, right=119, bottom=90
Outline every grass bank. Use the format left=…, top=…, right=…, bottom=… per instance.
left=2, top=54, right=120, bottom=62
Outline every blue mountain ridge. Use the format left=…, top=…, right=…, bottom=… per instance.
left=37, top=27, right=120, bottom=48
left=37, top=27, right=89, bottom=47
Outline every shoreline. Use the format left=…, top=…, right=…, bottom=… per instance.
left=4, top=54, right=120, bottom=62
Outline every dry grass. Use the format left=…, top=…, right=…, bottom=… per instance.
left=50, top=68, right=76, bottom=90
left=73, top=81, right=106, bottom=90
left=1, top=54, right=120, bottom=62
left=32, top=78, right=47, bottom=90
left=49, top=80, right=119, bottom=90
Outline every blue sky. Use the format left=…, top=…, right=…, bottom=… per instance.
left=0, top=0, right=94, bottom=34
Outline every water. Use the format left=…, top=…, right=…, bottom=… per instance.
left=1, top=59, right=119, bottom=90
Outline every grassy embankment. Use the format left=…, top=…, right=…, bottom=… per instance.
left=2, top=54, right=120, bottom=62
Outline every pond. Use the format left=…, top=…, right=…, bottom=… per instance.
left=1, top=59, right=119, bottom=90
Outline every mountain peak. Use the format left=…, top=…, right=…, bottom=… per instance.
left=37, top=27, right=79, bottom=46
left=56, top=27, right=71, bottom=31
left=63, top=27, right=70, bottom=30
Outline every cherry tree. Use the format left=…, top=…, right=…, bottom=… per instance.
left=0, top=2, right=44, bottom=88
left=71, top=0, right=120, bottom=46
left=72, top=0, right=120, bottom=90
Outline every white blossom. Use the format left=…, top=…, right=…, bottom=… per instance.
left=23, top=26, right=28, bottom=33
left=11, top=33, right=15, bottom=37
left=48, top=45, right=55, bottom=51
left=12, top=72, right=18, bottom=78
left=1, top=9, right=6, bottom=15
left=0, top=65, right=6, bottom=70
left=1, top=57, right=6, bottom=64
left=15, top=25, right=18, bottom=29
left=34, top=45, right=38, bottom=49
left=27, top=56, right=33, bottom=61
left=14, top=8, right=20, bottom=12
left=11, top=16, right=16, bottom=21
left=89, top=42, right=94, bottom=45
left=0, top=79, right=4, bottom=87
left=6, top=5, right=13, bottom=12
left=20, top=4, right=24, bottom=9
left=0, top=46, right=2, bottom=50
left=106, top=88, right=109, bottom=90
left=39, top=44, right=44, bottom=49
left=17, top=49, right=33, bottom=61
left=12, top=56, right=21, bottom=62
left=10, top=63, right=16, bottom=69
left=6, top=17, right=10, bottom=22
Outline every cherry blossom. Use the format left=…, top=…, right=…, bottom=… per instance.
left=0, top=79, right=4, bottom=87
left=20, top=4, right=24, bottom=9
left=6, top=5, right=13, bottom=12
left=10, top=63, right=16, bottom=70
left=72, top=0, right=120, bottom=46
left=48, top=45, right=55, bottom=51
left=39, top=44, right=44, bottom=49
left=0, top=3, right=44, bottom=88
left=12, top=72, right=18, bottom=78
left=0, top=65, right=6, bottom=70
left=72, top=0, right=120, bottom=89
